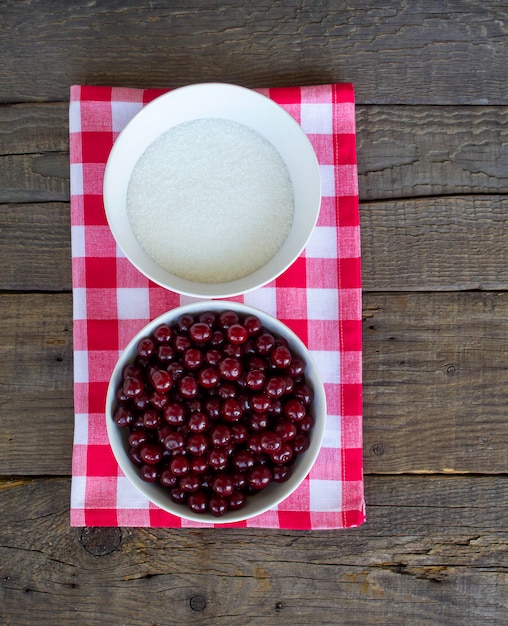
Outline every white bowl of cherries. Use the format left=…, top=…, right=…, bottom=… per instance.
left=106, top=301, right=326, bottom=523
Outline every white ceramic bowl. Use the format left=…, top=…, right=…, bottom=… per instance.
left=106, top=301, right=327, bottom=524
left=103, top=83, right=321, bottom=298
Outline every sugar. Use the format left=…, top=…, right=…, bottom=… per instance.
left=126, top=118, right=294, bottom=283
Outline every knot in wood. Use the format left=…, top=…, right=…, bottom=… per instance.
left=189, top=595, right=206, bottom=612
left=372, top=443, right=385, bottom=456
left=446, top=364, right=457, bottom=376
left=80, top=527, right=122, bottom=556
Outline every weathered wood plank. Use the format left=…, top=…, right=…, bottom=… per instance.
left=362, top=291, right=508, bottom=474
left=0, top=0, right=507, bottom=105
left=0, top=292, right=506, bottom=475
left=361, top=195, right=508, bottom=291
left=2, top=103, right=508, bottom=203
left=0, top=475, right=506, bottom=625
left=0, top=203, right=71, bottom=290
left=0, top=294, right=74, bottom=475
left=356, top=106, right=508, bottom=200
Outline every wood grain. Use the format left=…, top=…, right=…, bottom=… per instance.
left=2, top=103, right=507, bottom=203
left=0, top=294, right=74, bottom=475
left=1, top=1, right=507, bottom=105
left=0, top=475, right=506, bottom=625
left=361, top=195, right=508, bottom=291
left=362, top=291, right=508, bottom=474
left=356, top=106, right=508, bottom=200
left=0, top=291, right=506, bottom=476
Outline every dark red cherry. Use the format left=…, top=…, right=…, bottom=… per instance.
left=140, top=464, right=160, bottom=482
left=248, top=466, right=272, bottom=491
left=227, top=324, right=249, bottom=345
left=284, top=399, right=307, bottom=422
left=113, top=405, right=135, bottom=427
left=187, top=490, right=208, bottom=514
left=178, top=375, right=199, bottom=399
left=209, top=495, right=228, bottom=517
left=153, top=324, right=173, bottom=344
left=170, top=454, right=190, bottom=476
left=198, top=366, right=219, bottom=389
left=137, top=338, right=155, bottom=359
left=270, top=345, right=292, bottom=369
left=140, top=443, right=164, bottom=465
left=189, top=322, right=213, bottom=344
left=186, top=433, right=209, bottom=456
left=150, top=368, right=173, bottom=392
left=244, top=315, right=262, bottom=337
left=122, top=376, right=144, bottom=398
left=219, top=310, right=239, bottom=329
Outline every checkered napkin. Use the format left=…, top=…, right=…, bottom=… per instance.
left=69, top=83, right=365, bottom=529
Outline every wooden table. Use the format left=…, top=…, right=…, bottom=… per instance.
left=1, top=2, right=507, bottom=624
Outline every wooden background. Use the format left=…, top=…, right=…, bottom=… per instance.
left=1, top=1, right=507, bottom=624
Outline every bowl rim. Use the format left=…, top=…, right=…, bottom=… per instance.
left=103, top=82, right=321, bottom=299
left=105, top=300, right=327, bottom=524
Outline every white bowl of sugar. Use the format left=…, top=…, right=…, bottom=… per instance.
left=103, top=83, right=321, bottom=298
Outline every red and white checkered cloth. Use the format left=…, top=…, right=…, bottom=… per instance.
left=69, top=83, right=365, bottom=529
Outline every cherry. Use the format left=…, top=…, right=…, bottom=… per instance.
left=137, top=338, right=155, bottom=359
left=198, top=311, right=217, bottom=326
left=178, top=375, right=199, bottom=399
left=255, top=332, right=275, bottom=355
left=245, top=369, right=266, bottom=391
left=150, top=368, right=173, bottom=392
left=273, top=465, right=291, bottom=483
left=140, top=443, right=164, bottom=465
left=219, top=357, right=242, bottom=381
left=170, top=454, right=190, bottom=476
left=270, top=345, right=292, bottom=369
left=228, top=490, right=247, bottom=511
left=183, top=347, right=204, bottom=370
left=275, top=418, right=297, bottom=441
left=260, top=431, right=282, bottom=453
left=284, top=399, right=307, bottom=422
left=113, top=309, right=315, bottom=517
left=212, top=473, right=234, bottom=497
left=186, top=433, right=209, bottom=456
left=177, top=314, right=194, bottom=332
left=210, top=424, right=232, bottom=447
left=160, top=469, right=178, bottom=488
left=164, top=402, right=185, bottom=426
left=270, top=442, right=293, bottom=465
left=221, top=397, right=243, bottom=422
left=219, top=310, right=239, bottom=329
left=143, top=409, right=162, bottom=430
left=187, top=411, right=209, bottom=433
left=198, top=366, right=219, bottom=389
left=243, top=315, right=262, bottom=337
left=157, top=345, right=175, bottom=363
left=209, top=495, right=228, bottom=517
left=122, top=376, right=144, bottom=398
left=128, top=430, right=148, bottom=448
left=140, top=465, right=160, bottom=482
left=163, top=431, right=185, bottom=454
left=232, top=449, right=255, bottom=472
left=189, top=322, right=212, bottom=344
left=153, top=324, right=173, bottom=344
left=190, top=456, right=209, bottom=475
left=187, top=490, right=208, bottom=514
left=227, top=324, right=249, bottom=345
left=113, top=406, right=135, bottom=428
left=248, top=466, right=272, bottom=490
left=180, top=472, right=201, bottom=493
left=264, top=376, right=286, bottom=399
